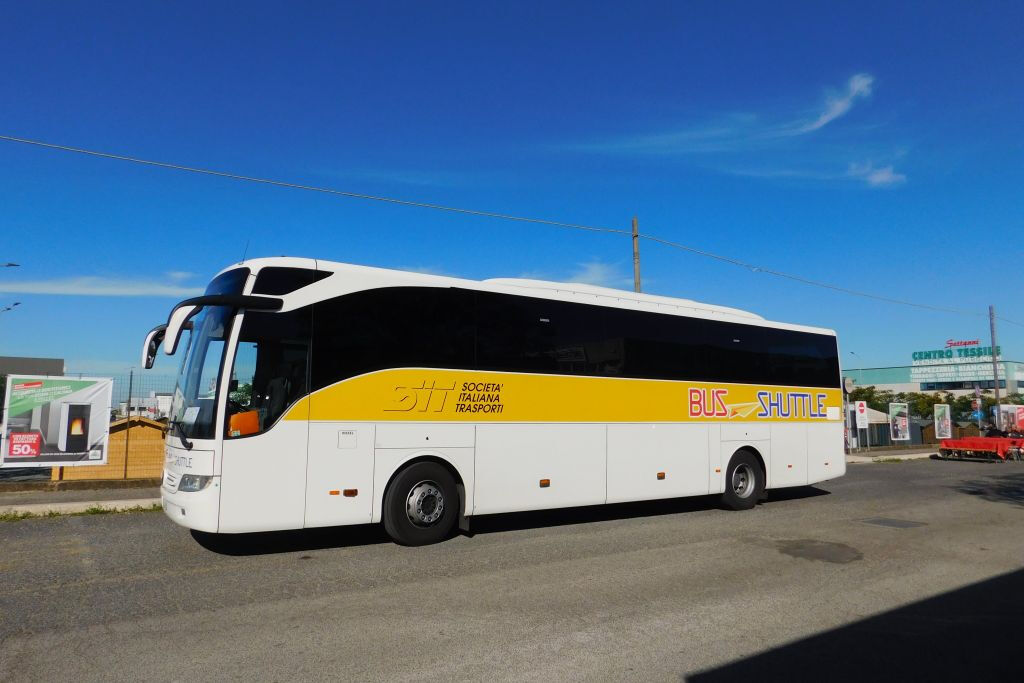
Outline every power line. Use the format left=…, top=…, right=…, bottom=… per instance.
left=0, top=134, right=628, bottom=238
left=639, top=234, right=988, bottom=318
left=1, top=132, right=1020, bottom=327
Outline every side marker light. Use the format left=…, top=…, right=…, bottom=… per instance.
left=539, top=479, right=550, bottom=488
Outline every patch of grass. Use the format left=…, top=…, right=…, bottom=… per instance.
left=0, top=503, right=162, bottom=522
left=0, top=510, right=37, bottom=522
left=873, top=457, right=906, bottom=463
left=69, top=503, right=163, bottom=517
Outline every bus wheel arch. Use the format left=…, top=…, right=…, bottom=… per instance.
left=381, top=455, right=465, bottom=546
left=722, top=447, right=766, bottom=511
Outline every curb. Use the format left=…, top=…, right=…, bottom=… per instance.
left=0, top=478, right=162, bottom=493
left=0, top=498, right=162, bottom=517
left=846, top=452, right=935, bottom=465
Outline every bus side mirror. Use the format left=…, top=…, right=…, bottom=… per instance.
left=164, top=304, right=200, bottom=355
left=141, top=325, right=166, bottom=369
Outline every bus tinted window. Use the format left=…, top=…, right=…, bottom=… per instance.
left=225, top=307, right=311, bottom=438
left=309, top=287, right=839, bottom=390
left=205, top=268, right=250, bottom=296
left=602, top=307, right=839, bottom=387
left=311, top=287, right=476, bottom=391
left=475, top=293, right=622, bottom=377
left=252, top=267, right=330, bottom=295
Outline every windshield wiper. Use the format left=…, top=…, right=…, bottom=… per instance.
left=168, top=420, right=194, bottom=450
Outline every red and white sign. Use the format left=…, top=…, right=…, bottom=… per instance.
left=855, top=401, right=869, bottom=429
left=12, top=381, right=43, bottom=391
left=8, top=432, right=42, bottom=457
left=945, top=339, right=980, bottom=348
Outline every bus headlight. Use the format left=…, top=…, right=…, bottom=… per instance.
left=178, top=474, right=213, bottom=492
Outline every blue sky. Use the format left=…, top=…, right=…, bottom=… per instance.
left=1, top=1, right=1022, bottom=375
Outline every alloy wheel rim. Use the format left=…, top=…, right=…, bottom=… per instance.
left=406, top=480, right=445, bottom=526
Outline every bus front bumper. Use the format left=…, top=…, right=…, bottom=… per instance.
left=161, top=443, right=220, bottom=533
left=162, top=478, right=221, bottom=533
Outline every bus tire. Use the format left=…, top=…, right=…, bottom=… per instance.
left=383, top=461, right=459, bottom=546
left=721, top=450, right=764, bottom=511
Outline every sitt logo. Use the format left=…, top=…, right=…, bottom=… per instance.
left=385, top=380, right=456, bottom=413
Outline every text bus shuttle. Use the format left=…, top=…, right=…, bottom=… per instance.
left=145, top=257, right=844, bottom=545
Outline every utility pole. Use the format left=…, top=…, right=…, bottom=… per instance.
left=632, top=216, right=641, bottom=293
left=989, top=305, right=1001, bottom=429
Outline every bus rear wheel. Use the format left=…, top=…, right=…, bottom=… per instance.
left=383, top=461, right=459, bottom=546
left=721, top=450, right=764, bottom=511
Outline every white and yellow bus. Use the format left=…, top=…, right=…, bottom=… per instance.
left=143, top=257, right=844, bottom=545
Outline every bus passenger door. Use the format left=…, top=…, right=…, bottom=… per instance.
left=219, top=307, right=312, bottom=533
left=220, top=413, right=310, bottom=532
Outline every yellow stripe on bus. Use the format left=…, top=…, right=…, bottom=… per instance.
left=284, top=369, right=843, bottom=423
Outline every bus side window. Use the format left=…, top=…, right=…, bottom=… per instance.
left=226, top=308, right=311, bottom=438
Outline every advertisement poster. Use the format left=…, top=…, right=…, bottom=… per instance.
left=889, top=402, right=910, bottom=441
left=1, top=375, right=113, bottom=468
left=854, top=400, right=869, bottom=429
left=934, top=404, right=952, bottom=440
left=995, top=405, right=1022, bottom=431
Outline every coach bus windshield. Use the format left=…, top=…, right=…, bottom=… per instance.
left=168, top=268, right=250, bottom=442
left=169, top=306, right=233, bottom=441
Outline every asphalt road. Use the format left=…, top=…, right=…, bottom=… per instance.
left=2, top=460, right=1023, bottom=682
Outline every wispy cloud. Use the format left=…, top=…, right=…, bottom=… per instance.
left=847, top=161, right=906, bottom=187
left=571, top=73, right=904, bottom=188
left=579, top=73, right=877, bottom=155
left=791, top=73, right=874, bottom=134
left=518, top=261, right=634, bottom=290
left=567, top=261, right=634, bottom=289
left=165, top=270, right=195, bottom=282
left=0, top=276, right=204, bottom=297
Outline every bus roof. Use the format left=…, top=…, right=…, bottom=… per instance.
left=216, top=256, right=836, bottom=336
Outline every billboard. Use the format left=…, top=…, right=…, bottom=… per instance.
left=1, top=375, right=113, bottom=468
left=854, top=400, right=869, bottom=429
left=934, top=404, right=952, bottom=440
left=889, top=402, right=910, bottom=441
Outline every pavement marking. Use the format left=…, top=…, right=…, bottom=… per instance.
left=861, top=517, right=928, bottom=529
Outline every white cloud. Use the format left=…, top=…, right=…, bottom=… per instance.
left=165, top=271, right=195, bottom=282
left=514, top=261, right=635, bottom=290
left=848, top=162, right=906, bottom=187
left=577, top=73, right=876, bottom=155
left=793, top=73, right=874, bottom=134
left=567, top=261, right=634, bottom=289
left=0, top=276, right=204, bottom=297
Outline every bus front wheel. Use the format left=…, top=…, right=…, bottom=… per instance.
left=383, top=461, right=459, bottom=546
left=721, top=450, right=764, bottom=511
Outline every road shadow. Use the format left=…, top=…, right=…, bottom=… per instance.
left=951, top=470, right=1024, bottom=508
left=192, top=486, right=831, bottom=555
left=687, top=567, right=1024, bottom=681
left=191, top=524, right=391, bottom=556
